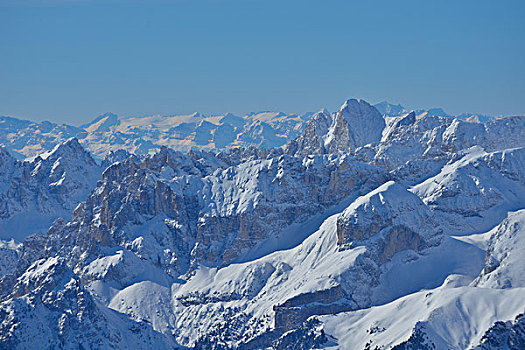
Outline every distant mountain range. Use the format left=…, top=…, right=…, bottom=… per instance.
left=0, top=102, right=497, bottom=161
left=374, top=101, right=496, bottom=122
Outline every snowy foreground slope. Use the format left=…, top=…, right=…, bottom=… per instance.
left=0, top=98, right=524, bottom=349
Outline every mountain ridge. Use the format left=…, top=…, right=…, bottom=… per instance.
left=0, top=100, right=511, bottom=161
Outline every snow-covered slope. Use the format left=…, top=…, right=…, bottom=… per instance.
left=473, top=209, right=525, bottom=289
left=319, top=212, right=525, bottom=350
left=412, top=147, right=525, bottom=235
left=0, top=97, right=523, bottom=349
left=0, top=256, right=176, bottom=349
left=321, top=286, right=525, bottom=350
left=90, top=181, right=479, bottom=347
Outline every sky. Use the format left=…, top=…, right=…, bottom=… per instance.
left=1, top=0, right=524, bottom=125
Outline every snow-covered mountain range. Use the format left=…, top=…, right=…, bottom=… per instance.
left=0, top=111, right=310, bottom=161
left=0, top=98, right=523, bottom=349
left=0, top=102, right=496, bottom=161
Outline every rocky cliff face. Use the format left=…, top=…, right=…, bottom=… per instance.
left=325, top=99, right=386, bottom=153
left=292, top=110, right=332, bottom=156
left=336, top=181, right=439, bottom=247
left=11, top=147, right=390, bottom=298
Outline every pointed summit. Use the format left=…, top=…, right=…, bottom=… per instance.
left=82, top=113, right=119, bottom=133
left=39, top=138, right=95, bottom=165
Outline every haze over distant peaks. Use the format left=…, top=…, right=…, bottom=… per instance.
left=0, top=100, right=505, bottom=161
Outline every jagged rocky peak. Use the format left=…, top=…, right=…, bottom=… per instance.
left=141, top=145, right=227, bottom=177
left=101, top=149, right=139, bottom=169
left=308, top=108, right=332, bottom=131
left=380, top=110, right=418, bottom=143
left=31, top=138, right=100, bottom=185
left=292, top=98, right=386, bottom=156
left=291, top=109, right=333, bottom=156
left=37, top=137, right=96, bottom=164
left=339, top=98, right=382, bottom=118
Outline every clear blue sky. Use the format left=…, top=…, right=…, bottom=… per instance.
left=1, top=0, right=524, bottom=125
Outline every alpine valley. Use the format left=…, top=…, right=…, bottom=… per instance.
left=0, top=99, right=524, bottom=349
